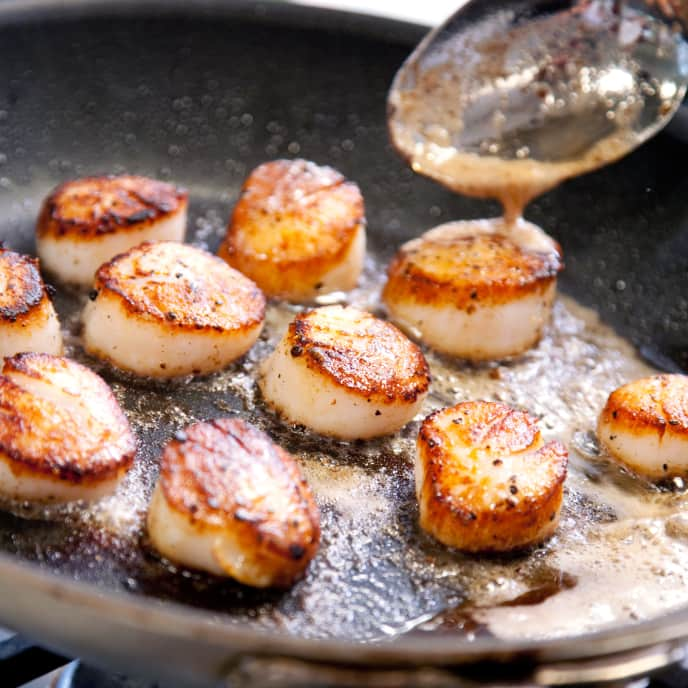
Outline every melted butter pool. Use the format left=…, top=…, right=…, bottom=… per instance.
left=1, top=257, right=686, bottom=643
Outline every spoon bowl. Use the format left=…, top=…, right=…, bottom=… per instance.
left=388, top=0, right=688, bottom=217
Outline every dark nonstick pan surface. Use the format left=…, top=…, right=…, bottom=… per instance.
left=0, top=2, right=688, bottom=685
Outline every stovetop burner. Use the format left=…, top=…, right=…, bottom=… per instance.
left=56, top=661, right=159, bottom=688
left=2, top=630, right=688, bottom=688
left=48, top=659, right=688, bottom=688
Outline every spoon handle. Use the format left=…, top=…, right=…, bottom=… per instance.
left=629, top=0, right=688, bottom=35
left=577, top=0, right=688, bottom=35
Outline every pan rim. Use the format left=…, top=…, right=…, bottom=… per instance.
left=0, top=0, right=687, bottom=674
left=1, top=548, right=688, bottom=667
left=0, top=0, right=427, bottom=44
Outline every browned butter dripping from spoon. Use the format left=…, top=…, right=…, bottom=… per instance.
left=388, top=0, right=688, bottom=224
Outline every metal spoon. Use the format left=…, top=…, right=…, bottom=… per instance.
left=388, top=0, right=688, bottom=217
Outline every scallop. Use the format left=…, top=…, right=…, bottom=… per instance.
left=82, top=241, right=265, bottom=378
left=383, top=219, right=563, bottom=360
left=0, top=352, right=136, bottom=504
left=218, top=159, right=366, bottom=301
left=260, top=305, right=430, bottom=439
left=597, top=374, right=688, bottom=480
left=147, top=417, right=320, bottom=587
left=416, top=401, right=568, bottom=552
left=36, top=175, right=188, bottom=286
left=0, top=248, right=62, bottom=358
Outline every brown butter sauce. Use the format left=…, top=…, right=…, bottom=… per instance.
left=3, top=259, right=688, bottom=642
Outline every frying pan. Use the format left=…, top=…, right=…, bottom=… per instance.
left=0, top=1, right=687, bottom=686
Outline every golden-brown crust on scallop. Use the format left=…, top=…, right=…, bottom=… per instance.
left=417, top=401, right=568, bottom=552
left=0, top=249, right=52, bottom=323
left=383, top=232, right=562, bottom=309
left=159, top=418, right=320, bottom=586
left=0, top=353, right=135, bottom=484
left=599, top=375, right=688, bottom=440
left=92, top=241, right=265, bottom=333
left=218, top=159, right=365, bottom=297
left=36, top=175, right=187, bottom=239
left=287, top=306, right=430, bottom=403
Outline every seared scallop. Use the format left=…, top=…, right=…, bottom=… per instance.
left=383, top=219, right=563, bottom=360
left=416, top=401, right=568, bottom=552
left=36, top=175, right=187, bottom=286
left=218, top=159, right=366, bottom=301
left=260, top=305, right=430, bottom=439
left=82, top=241, right=265, bottom=378
left=598, top=374, right=688, bottom=480
left=0, top=248, right=62, bottom=358
left=0, top=353, right=135, bottom=503
left=147, top=417, right=320, bottom=587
